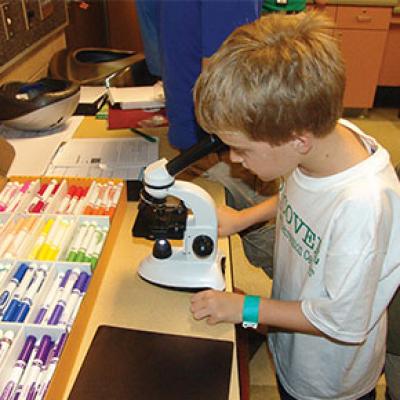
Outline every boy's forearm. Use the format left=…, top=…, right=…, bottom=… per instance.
left=191, top=290, right=321, bottom=335
left=258, top=298, right=320, bottom=335
left=240, top=194, right=279, bottom=228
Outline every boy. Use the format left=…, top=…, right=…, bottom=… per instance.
left=190, top=12, right=400, bottom=400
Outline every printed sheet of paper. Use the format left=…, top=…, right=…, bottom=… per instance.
left=45, top=137, right=159, bottom=180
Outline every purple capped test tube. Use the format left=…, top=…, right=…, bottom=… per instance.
left=44, top=269, right=72, bottom=325
left=35, top=332, right=68, bottom=400
left=47, top=269, right=80, bottom=326
left=23, top=335, right=53, bottom=400
left=34, top=272, right=65, bottom=324
left=59, top=272, right=90, bottom=327
left=0, top=335, right=36, bottom=400
left=66, top=273, right=91, bottom=331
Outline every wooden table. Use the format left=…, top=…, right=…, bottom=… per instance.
left=45, top=119, right=240, bottom=399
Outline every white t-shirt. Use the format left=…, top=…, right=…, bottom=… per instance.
left=268, top=120, right=400, bottom=400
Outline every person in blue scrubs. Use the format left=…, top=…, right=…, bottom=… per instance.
left=159, top=1, right=262, bottom=150
left=135, top=0, right=162, bottom=77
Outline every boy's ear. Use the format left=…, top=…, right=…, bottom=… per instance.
left=291, top=132, right=313, bottom=155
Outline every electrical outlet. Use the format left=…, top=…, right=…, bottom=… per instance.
left=0, top=2, right=14, bottom=40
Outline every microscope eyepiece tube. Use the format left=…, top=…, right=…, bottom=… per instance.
left=166, top=134, right=226, bottom=177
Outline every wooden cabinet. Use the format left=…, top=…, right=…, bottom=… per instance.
left=335, top=28, right=388, bottom=108
left=335, top=6, right=391, bottom=30
left=309, top=4, right=392, bottom=109
left=334, top=6, right=391, bottom=108
left=378, top=15, right=400, bottom=86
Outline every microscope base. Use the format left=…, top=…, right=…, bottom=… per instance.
left=137, top=249, right=226, bottom=291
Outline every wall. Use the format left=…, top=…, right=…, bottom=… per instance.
left=107, top=0, right=143, bottom=52
left=0, top=0, right=67, bottom=83
left=0, top=32, right=66, bottom=84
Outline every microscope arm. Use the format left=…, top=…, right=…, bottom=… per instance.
left=167, top=180, right=217, bottom=231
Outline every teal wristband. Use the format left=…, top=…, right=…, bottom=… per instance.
left=242, top=295, right=261, bottom=329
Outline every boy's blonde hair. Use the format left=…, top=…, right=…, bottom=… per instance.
left=194, top=11, right=345, bottom=145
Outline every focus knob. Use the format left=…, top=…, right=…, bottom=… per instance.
left=192, top=235, right=214, bottom=257
left=153, top=239, right=172, bottom=259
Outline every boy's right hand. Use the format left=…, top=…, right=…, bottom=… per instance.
left=190, top=289, right=244, bottom=325
left=217, top=205, right=244, bottom=237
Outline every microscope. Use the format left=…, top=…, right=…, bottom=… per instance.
left=132, top=134, right=227, bottom=291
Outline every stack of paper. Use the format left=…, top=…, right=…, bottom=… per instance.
left=45, top=137, right=159, bottom=180
left=108, top=82, right=165, bottom=110
left=76, top=87, right=108, bottom=115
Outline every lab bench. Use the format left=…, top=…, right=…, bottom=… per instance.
left=1, top=119, right=241, bottom=400
left=46, top=186, right=239, bottom=399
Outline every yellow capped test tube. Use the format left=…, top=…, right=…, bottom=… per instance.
left=29, top=218, right=54, bottom=259
left=46, top=219, right=70, bottom=261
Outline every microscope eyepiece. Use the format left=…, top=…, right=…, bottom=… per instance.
left=166, top=134, right=226, bottom=177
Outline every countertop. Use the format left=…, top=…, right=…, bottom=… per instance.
left=44, top=120, right=240, bottom=399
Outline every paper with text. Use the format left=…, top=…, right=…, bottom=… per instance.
left=45, top=137, right=159, bottom=180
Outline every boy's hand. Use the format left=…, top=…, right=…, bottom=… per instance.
left=217, top=205, right=244, bottom=237
left=190, top=290, right=244, bottom=325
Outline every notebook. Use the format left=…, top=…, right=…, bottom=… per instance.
left=68, top=325, right=233, bottom=400
left=108, top=106, right=167, bottom=129
left=108, top=84, right=165, bottom=110
left=75, top=86, right=108, bottom=115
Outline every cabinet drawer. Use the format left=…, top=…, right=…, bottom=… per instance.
left=336, top=7, right=391, bottom=30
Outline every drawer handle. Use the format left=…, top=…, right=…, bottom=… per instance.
left=356, top=15, right=372, bottom=23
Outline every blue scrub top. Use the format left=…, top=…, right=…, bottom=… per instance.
left=159, top=1, right=262, bottom=150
